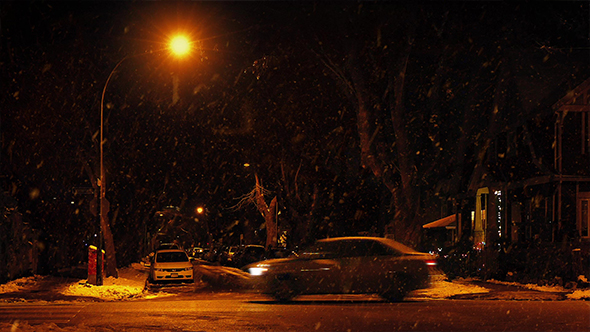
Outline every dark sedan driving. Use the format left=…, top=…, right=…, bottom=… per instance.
left=245, top=236, right=437, bottom=302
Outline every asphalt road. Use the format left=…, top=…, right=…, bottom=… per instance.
left=1, top=292, right=589, bottom=331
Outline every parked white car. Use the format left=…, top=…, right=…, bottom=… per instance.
left=149, top=249, right=194, bottom=283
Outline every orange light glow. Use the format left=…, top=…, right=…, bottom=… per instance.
left=170, top=35, right=190, bottom=56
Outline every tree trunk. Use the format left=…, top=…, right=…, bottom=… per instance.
left=100, top=208, right=118, bottom=278
left=266, top=198, right=278, bottom=250
left=313, top=14, right=422, bottom=246
left=84, top=162, right=118, bottom=278
left=386, top=32, right=421, bottom=247
left=254, top=175, right=278, bottom=250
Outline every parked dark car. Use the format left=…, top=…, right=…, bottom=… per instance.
left=218, top=246, right=239, bottom=265
left=187, top=247, right=205, bottom=259
left=155, top=243, right=181, bottom=251
left=244, top=237, right=436, bottom=302
left=232, top=245, right=266, bottom=268
left=266, top=247, right=298, bottom=259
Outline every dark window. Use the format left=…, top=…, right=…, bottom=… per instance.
left=339, top=240, right=370, bottom=257
left=367, top=241, right=400, bottom=257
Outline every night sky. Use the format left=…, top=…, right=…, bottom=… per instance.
left=1, top=1, right=588, bottom=267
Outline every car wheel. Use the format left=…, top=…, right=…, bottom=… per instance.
left=270, top=274, right=299, bottom=302
left=380, top=273, right=409, bottom=302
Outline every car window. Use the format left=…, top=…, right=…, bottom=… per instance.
left=156, top=243, right=180, bottom=250
left=338, top=240, right=370, bottom=257
left=299, top=242, right=341, bottom=259
left=156, top=252, right=189, bottom=263
left=335, top=240, right=400, bottom=258
left=300, top=239, right=404, bottom=259
left=366, top=241, right=401, bottom=257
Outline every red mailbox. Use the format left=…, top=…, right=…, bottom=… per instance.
left=88, top=245, right=104, bottom=285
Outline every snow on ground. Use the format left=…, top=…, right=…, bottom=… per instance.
left=1, top=265, right=589, bottom=331
left=58, top=265, right=493, bottom=301
left=0, top=275, right=42, bottom=294
left=568, top=289, right=590, bottom=300
left=61, top=278, right=144, bottom=301
left=414, top=276, right=489, bottom=299
left=485, top=277, right=590, bottom=300
left=1, top=263, right=588, bottom=302
left=61, top=263, right=148, bottom=301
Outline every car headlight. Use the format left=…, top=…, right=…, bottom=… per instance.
left=248, top=267, right=268, bottom=276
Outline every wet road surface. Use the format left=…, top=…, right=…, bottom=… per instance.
left=2, top=292, right=589, bottom=331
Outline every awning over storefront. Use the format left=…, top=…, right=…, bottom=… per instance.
left=422, top=214, right=457, bottom=229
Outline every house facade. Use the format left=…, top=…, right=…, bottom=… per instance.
left=425, top=78, right=590, bottom=257
left=486, top=78, right=590, bottom=248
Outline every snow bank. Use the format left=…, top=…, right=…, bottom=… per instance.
left=61, top=263, right=146, bottom=301
left=2, top=263, right=587, bottom=303
left=487, top=278, right=581, bottom=293
left=415, top=278, right=489, bottom=299
left=0, top=275, right=43, bottom=294
left=567, top=289, right=590, bottom=300
left=478, top=278, right=590, bottom=300
left=61, top=280, right=144, bottom=301
left=59, top=263, right=251, bottom=300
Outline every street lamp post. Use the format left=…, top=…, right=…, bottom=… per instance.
left=97, top=55, right=132, bottom=285
left=96, top=35, right=192, bottom=285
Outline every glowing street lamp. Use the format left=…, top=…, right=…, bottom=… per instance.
left=97, top=35, right=192, bottom=285
left=170, top=35, right=191, bottom=57
left=169, top=34, right=191, bottom=105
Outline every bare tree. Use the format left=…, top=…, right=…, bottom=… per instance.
left=233, top=175, right=278, bottom=249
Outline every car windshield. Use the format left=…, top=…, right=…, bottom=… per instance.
left=298, top=239, right=401, bottom=259
left=156, top=252, right=189, bottom=263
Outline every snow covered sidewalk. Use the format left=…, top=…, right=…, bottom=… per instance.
left=1, top=263, right=588, bottom=303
